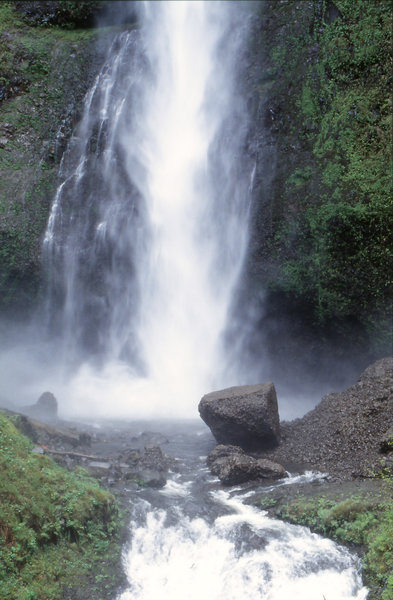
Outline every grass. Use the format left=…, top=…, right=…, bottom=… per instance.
left=0, top=413, right=125, bottom=600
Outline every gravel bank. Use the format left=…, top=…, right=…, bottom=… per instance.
left=261, top=357, right=393, bottom=481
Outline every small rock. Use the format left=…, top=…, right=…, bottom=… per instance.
left=140, top=445, right=169, bottom=471
left=207, top=444, right=287, bottom=485
left=87, top=461, right=111, bottom=477
left=118, top=445, right=171, bottom=488
left=137, top=469, right=167, bottom=488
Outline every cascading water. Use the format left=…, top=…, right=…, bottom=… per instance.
left=40, top=0, right=254, bottom=419
left=0, top=3, right=370, bottom=597
left=114, top=424, right=368, bottom=600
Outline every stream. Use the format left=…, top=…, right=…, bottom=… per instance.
left=92, top=421, right=368, bottom=600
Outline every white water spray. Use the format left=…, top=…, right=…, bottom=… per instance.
left=118, top=487, right=368, bottom=600
left=38, top=1, right=253, bottom=419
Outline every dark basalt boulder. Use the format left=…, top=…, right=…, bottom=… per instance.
left=199, top=383, right=280, bottom=450
left=207, top=444, right=287, bottom=485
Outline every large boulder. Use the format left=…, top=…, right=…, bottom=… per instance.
left=207, top=444, right=287, bottom=485
left=199, top=383, right=280, bottom=450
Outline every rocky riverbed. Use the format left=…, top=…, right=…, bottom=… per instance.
left=3, top=356, right=392, bottom=490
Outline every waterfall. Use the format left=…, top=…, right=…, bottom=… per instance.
left=0, top=6, right=370, bottom=596
left=41, top=1, right=254, bottom=419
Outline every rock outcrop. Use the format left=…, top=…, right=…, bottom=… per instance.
left=380, top=426, right=393, bottom=454
left=207, top=444, right=287, bottom=485
left=22, top=391, right=58, bottom=421
left=0, top=5, right=113, bottom=316
left=199, top=383, right=280, bottom=450
left=1, top=408, right=90, bottom=448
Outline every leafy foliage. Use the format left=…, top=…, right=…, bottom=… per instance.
left=13, top=1, right=105, bottom=28
left=259, top=0, right=392, bottom=351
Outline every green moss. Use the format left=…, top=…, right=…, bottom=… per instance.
left=0, top=413, right=125, bottom=600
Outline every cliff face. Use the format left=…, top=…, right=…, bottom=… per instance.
left=242, top=0, right=392, bottom=367
left=0, top=2, right=115, bottom=316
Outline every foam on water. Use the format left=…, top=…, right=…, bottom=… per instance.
left=119, top=488, right=367, bottom=600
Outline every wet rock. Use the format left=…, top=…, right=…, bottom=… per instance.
left=199, top=383, right=280, bottom=450
left=207, top=444, right=287, bottom=485
left=140, top=445, right=169, bottom=471
left=87, top=461, right=111, bottom=477
left=119, top=445, right=170, bottom=488
left=124, top=449, right=140, bottom=466
left=380, top=426, right=393, bottom=453
left=136, top=469, right=167, bottom=488
left=0, top=122, right=16, bottom=136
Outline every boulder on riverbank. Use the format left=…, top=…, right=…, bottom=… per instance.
left=199, top=383, right=280, bottom=450
left=207, top=444, right=287, bottom=485
left=118, top=445, right=171, bottom=488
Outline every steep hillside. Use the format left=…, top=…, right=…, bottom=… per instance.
left=0, top=411, right=124, bottom=599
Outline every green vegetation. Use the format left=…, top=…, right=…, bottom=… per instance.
left=273, top=484, right=393, bottom=599
left=0, top=412, right=125, bottom=600
left=254, top=0, right=392, bottom=353
left=14, top=1, right=104, bottom=28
